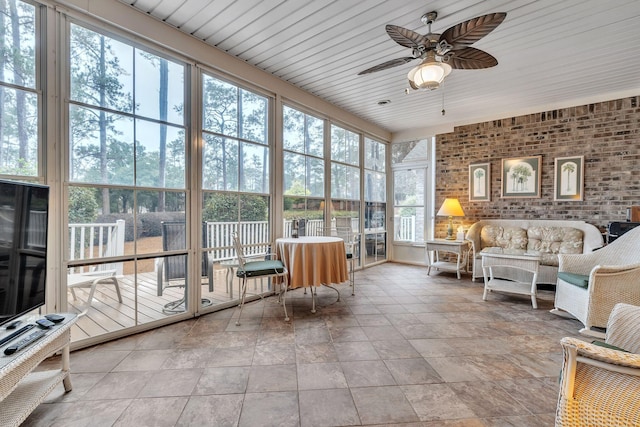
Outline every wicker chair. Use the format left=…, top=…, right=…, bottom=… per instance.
left=551, top=225, right=640, bottom=338
left=556, top=303, right=640, bottom=426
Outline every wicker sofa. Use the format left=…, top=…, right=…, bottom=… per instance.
left=465, top=219, right=603, bottom=285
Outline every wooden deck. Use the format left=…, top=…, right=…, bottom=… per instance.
left=67, top=267, right=256, bottom=343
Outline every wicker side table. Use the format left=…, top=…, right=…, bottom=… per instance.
left=0, top=313, right=77, bottom=427
left=425, top=239, right=471, bottom=279
left=480, top=248, right=541, bottom=308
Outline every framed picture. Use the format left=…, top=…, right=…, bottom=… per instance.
left=469, top=162, right=491, bottom=201
left=501, top=156, right=542, bottom=198
left=554, top=155, right=584, bottom=201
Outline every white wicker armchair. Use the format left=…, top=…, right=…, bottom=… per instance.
left=551, top=225, right=640, bottom=338
left=556, top=303, right=640, bottom=427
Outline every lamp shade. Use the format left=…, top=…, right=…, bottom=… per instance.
left=437, top=198, right=465, bottom=217
left=407, top=52, right=452, bottom=90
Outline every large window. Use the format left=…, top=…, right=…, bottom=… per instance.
left=67, top=22, right=187, bottom=333
left=392, top=139, right=430, bottom=243
left=330, top=123, right=360, bottom=243
left=1, top=3, right=392, bottom=346
left=0, top=0, right=39, bottom=178
left=282, top=105, right=324, bottom=235
left=201, top=74, right=271, bottom=299
left=364, top=137, right=386, bottom=263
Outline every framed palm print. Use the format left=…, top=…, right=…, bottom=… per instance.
left=501, top=156, right=541, bottom=198
left=469, top=162, right=490, bottom=201
left=554, top=155, right=584, bottom=201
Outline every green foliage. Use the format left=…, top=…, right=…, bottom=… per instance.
left=138, top=212, right=185, bottom=238
left=0, top=158, right=37, bottom=176
left=282, top=210, right=324, bottom=220
left=202, top=193, right=267, bottom=222
left=399, top=207, right=416, bottom=217
left=68, top=187, right=98, bottom=223
left=284, top=180, right=309, bottom=196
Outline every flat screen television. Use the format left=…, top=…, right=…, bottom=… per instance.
left=0, top=180, right=49, bottom=327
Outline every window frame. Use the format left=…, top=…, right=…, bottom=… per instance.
left=391, top=138, right=434, bottom=244
left=0, top=0, right=45, bottom=181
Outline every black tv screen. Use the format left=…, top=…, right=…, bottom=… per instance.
left=0, top=180, right=49, bottom=327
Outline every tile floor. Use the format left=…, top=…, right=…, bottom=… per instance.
left=24, top=263, right=585, bottom=426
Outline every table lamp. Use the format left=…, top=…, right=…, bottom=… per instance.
left=436, top=198, right=465, bottom=240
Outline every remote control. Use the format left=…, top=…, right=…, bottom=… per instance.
left=36, top=318, right=55, bottom=329
left=0, top=324, right=36, bottom=347
left=5, top=320, right=22, bottom=329
left=4, top=329, right=47, bottom=355
left=45, top=314, right=65, bottom=323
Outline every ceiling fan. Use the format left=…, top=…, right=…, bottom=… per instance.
left=358, top=11, right=506, bottom=91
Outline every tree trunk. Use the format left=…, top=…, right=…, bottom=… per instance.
left=158, top=59, right=168, bottom=212
left=262, top=114, right=268, bottom=193
left=0, top=1, right=6, bottom=163
left=9, top=0, right=27, bottom=161
left=99, top=37, right=110, bottom=213
left=238, top=89, right=243, bottom=190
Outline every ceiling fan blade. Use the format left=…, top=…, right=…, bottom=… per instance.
left=448, top=47, right=498, bottom=69
left=440, top=13, right=506, bottom=49
left=385, top=25, right=425, bottom=48
left=357, top=57, right=415, bottom=75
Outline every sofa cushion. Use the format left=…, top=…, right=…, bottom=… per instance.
left=526, top=227, right=583, bottom=266
left=481, top=226, right=528, bottom=250
left=558, top=271, right=589, bottom=289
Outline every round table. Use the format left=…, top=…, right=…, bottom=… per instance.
left=275, top=236, right=348, bottom=289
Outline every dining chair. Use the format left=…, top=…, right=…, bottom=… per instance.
left=318, top=225, right=360, bottom=295
left=232, top=232, right=289, bottom=325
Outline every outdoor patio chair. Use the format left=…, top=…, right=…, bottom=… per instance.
left=556, top=303, right=640, bottom=426
left=232, top=231, right=288, bottom=326
left=67, top=268, right=122, bottom=308
left=155, top=221, right=213, bottom=312
left=66, top=221, right=125, bottom=308
left=551, top=225, right=640, bottom=338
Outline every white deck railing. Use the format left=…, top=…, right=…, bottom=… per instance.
left=206, top=218, right=359, bottom=262
left=204, top=221, right=271, bottom=261
left=68, top=219, right=126, bottom=274
left=65, top=216, right=415, bottom=271
left=396, top=216, right=416, bottom=241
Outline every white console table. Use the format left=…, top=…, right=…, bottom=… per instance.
left=0, top=313, right=77, bottom=427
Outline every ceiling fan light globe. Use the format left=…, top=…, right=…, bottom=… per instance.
left=408, top=60, right=452, bottom=90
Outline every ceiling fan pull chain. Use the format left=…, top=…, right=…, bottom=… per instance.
left=442, top=89, right=446, bottom=116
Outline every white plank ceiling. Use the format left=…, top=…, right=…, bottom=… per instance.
left=121, top=0, right=640, bottom=134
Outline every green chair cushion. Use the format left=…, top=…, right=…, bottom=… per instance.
left=591, top=340, right=629, bottom=352
left=237, top=260, right=285, bottom=278
left=558, top=271, right=589, bottom=289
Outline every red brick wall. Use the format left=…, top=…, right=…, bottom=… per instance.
left=435, top=95, right=640, bottom=235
